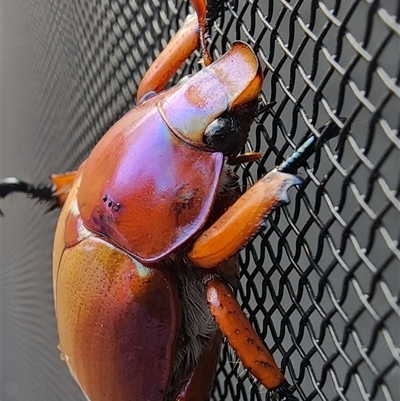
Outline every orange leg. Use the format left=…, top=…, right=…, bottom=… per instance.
left=190, top=0, right=212, bottom=66
left=187, top=170, right=300, bottom=397
left=188, top=170, right=301, bottom=269
left=176, top=331, right=222, bottom=401
left=50, top=171, right=77, bottom=206
left=206, top=278, right=286, bottom=390
left=136, top=0, right=212, bottom=102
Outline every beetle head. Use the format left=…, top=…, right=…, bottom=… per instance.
left=159, top=41, right=263, bottom=159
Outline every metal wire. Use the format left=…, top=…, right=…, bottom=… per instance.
left=1, top=1, right=398, bottom=401
left=206, top=1, right=399, bottom=401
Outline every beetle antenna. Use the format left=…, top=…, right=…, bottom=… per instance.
left=0, top=177, right=57, bottom=216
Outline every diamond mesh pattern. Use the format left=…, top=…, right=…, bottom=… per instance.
left=1, top=1, right=398, bottom=401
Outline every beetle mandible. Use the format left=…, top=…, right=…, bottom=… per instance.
left=0, top=0, right=320, bottom=400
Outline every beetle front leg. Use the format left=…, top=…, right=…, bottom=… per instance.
left=136, top=14, right=199, bottom=102
left=188, top=170, right=301, bottom=268
left=136, top=0, right=211, bottom=102
left=190, top=0, right=212, bottom=66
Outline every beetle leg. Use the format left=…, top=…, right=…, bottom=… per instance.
left=228, top=151, right=263, bottom=165
left=49, top=171, right=77, bottom=207
left=136, top=0, right=211, bottom=102
left=190, top=0, right=212, bottom=67
left=136, top=14, right=199, bottom=102
left=188, top=170, right=302, bottom=269
left=175, top=330, right=222, bottom=401
left=206, top=278, right=296, bottom=397
left=0, top=171, right=76, bottom=215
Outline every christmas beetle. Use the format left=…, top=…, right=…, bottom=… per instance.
left=1, top=0, right=344, bottom=400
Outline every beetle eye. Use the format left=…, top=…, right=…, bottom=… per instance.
left=203, top=113, right=242, bottom=155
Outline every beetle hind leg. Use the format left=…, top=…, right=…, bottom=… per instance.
left=206, top=278, right=298, bottom=399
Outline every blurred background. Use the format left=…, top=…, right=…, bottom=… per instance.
left=1, top=1, right=399, bottom=400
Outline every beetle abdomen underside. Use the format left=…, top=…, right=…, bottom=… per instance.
left=165, top=259, right=219, bottom=398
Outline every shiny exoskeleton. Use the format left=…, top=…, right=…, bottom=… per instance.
left=0, top=1, right=347, bottom=400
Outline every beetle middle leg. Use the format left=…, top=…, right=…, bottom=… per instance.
left=189, top=171, right=301, bottom=269
left=0, top=171, right=77, bottom=215
left=187, top=120, right=344, bottom=269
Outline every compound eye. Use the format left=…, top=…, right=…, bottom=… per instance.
left=203, top=113, right=243, bottom=156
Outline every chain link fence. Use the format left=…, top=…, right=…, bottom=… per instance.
left=1, top=1, right=399, bottom=401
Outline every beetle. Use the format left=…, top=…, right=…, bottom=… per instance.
left=0, top=1, right=344, bottom=400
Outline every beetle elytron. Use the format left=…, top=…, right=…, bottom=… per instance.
left=0, top=0, right=336, bottom=399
